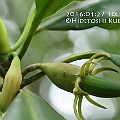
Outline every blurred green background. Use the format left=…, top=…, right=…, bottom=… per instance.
left=1, top=0, right=120, bottom=119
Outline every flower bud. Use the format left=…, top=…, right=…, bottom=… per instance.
left=0, top=18, right=10, bottom=54
left=40, top=62, right=80, bottom=92
left=40, top=62, right=120, bottom=98
left=0, top=56, right=22, bottom=112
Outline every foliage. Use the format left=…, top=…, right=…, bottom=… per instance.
left=0, top=0, right=120, bottom=120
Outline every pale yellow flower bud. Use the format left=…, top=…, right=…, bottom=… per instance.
left=0, top=56, right=22, bottom=112
left=0, top=18, right=10, bottom=54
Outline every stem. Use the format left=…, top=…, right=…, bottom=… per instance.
left=0, top=65, right=5, bottom=78
left=73, top=77, right=88, bottom=96
left=85, top=95, right=107, bottom=109
left=78, top=61, right=96, bottom=77
left=91, top=67, right=119, bottom=75
left=19, top=1, right=54, bottom=60
left=89, top=57, right=107, bottom=72
left=73, top=95, right=82, bottom=120
left=20, top=71, right=45, bottom=89
left=89, top=52, right=110, bottom=61
left=76, top=77, right=81, bottom=91
left=0, top=71, right=45, bottom=91
left=85, top=52, right=110, bottom=72
left=78, top=96, right=84, bottom=120
left=8, top=52, right=18, bottom=58
left=11, top=9, right=36, bottom=52
left=22, top=63, right=42, bottom=77
left=59, top=51, right=97, bottom=63
left=18, top=10, right=37, bottom=60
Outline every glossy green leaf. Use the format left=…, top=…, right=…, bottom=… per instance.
left=34, top=0, right=84, bottom=20
left=98, top=17, right=120, bottom=30
left=33, top=0, right=85, bottom=29
left=1, top=89, right=65, bottom=120
left=18, top=0, right=85, bottom=59
left=109, top=53, right=120, bottom=67
left=37, top=0, right=120, bottom=31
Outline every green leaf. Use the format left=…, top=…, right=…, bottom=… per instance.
left=2, top=89, right=65, bottom=120
left=37, top=0, right=120, bottom=31
left=33, top=0, right=85, bottom=29
left=109, top=53, right=120, bottom=67
left=98, top=17, right=120, bottom=30
left=18, top=0, right=84, bottom=59
left=35, top=0, right=84, bottom=20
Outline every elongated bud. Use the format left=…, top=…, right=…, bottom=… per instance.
left=40, top=62, right=120, bottom=98
left=0, top=18, right=10, bottom=54
left=0, top=56, right=22, bottom=112
left=82, top=75, right=120, bottom=98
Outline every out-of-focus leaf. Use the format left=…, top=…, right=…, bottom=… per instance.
left=98, top=17, right=120, bottom=30
left=109, top=53, right=120, bottom=67
left=2, top=89, right=65, bottom=120
left=36, top=0, right=120, bottom=31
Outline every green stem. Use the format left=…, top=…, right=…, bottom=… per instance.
left=11, top=9, right=36, bottom=52
left=8, top=52, right=18, bottom=58
left=22, top=63, right=42, bottom=77
left=59, top=51, right=97, bottom=63
left=91, top=67, right=119, bottom=75
left=73, top=95, right=82, bottom=120
left=88, top=52, right=110, bottom=61
left=89, top=57, right=107, bottom=72
left=73, top=77, right=88, bottom=96
left=78, top=61, right=96, bottom=77
left=78, top=96, right=84, bottom=120
left=85, top=52, right=110, bottom=71
left=76, top=77, right=81, bottom=91
left=19, top=1, right=55, bottom=60
left=85, top=95, right=107, bottom=109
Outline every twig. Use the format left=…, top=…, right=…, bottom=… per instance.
left=0, top=71, right=45, bottom=91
